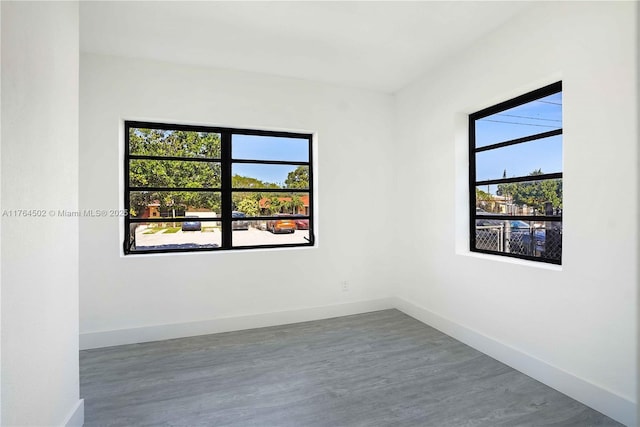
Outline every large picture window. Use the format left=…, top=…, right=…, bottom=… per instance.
left=124, top=121, right=314, bottom=254
left=469, top=82, right=562, bottom=264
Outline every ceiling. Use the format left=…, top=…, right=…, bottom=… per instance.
left=80, top=1, right=535, bottom=93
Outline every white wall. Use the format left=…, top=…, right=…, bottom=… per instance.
left=394, top=2, right=637, bottom=425
left=79, top=54, right=394, bottom=343
left=0, top=3, right=3, bottom=422
left=1, top=2, right=82, bottom=426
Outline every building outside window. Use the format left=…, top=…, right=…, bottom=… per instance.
left=124, top=121, right=314, bottom=254
left=469, top=82, right=562, bottom=264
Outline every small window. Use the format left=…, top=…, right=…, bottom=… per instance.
left=469, top=82, right=562, bottom=264
left=124, top=122, right=314, bottom=254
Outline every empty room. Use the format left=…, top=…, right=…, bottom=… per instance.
left=1, top=1, right=638, bottom=426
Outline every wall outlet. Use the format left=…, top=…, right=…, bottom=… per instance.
left=340, top=280, right=349, bottom=292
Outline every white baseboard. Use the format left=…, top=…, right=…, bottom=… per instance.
left=62, top=399, right=84, bottom=427
left=392, top=297, right=637, bottom=427
left=80, top=298, right=394, bottom=350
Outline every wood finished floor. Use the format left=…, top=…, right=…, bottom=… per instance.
left=80, top=310, right=622, bottom=426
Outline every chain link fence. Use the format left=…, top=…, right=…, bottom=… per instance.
left=475, top=222, right=562, bottom=262
left=476, top=225, right=504, bottom=252
left=541, top=228, right=562, bottom=261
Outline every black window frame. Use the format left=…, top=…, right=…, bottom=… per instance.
left=469, top=82, right=563, bottom=265
left=124, top=121, right=314, bottom=255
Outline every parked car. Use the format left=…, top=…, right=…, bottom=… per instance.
left=508, top=220, right=531, bottom=230
left=292, top=214, right=309, bottom=230
left=232, top=211, right=249, bottom=230
left=181, top=216, right=202, bottom=231
left=266, top=214, right=296, bottom=234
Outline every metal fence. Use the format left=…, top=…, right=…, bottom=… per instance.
left=476, top=223, right=562, bottom=262
left=541, top=228, right=562, bottom=261
left=476, top=225, right=504, bottom=252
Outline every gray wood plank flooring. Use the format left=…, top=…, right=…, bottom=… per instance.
left=80, top=309, right=622, bottom=426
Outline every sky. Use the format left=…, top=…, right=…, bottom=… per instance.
left=232, top=134, right=309, bottom=186
left=230, top=92, right=561, bottom=188
left=475, top=92, right=562, bottom=193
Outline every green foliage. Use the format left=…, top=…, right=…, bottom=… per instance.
left=264, top=196, right=284, bottom=215
left=130, top=160, right=220, bottom=188
left=129, top=128, right=222, bottom=216
left=260, top=194, right=306, bottom=215
left=230, top=174, right=279, bottom=217
left=476, top=188, right=493, bottom=202
left=129, top=128, right=220, bottom=158
left=497, top=169, right=562, bottom=213
left=232, top=174, right=279, bottom=189
left=288, top=194, right=304, bottom=213
left=235, top=197, right=260, bottom=217
left=285, top=166, right=309, bottom=189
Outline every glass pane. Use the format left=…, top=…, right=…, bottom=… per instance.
left=475, top=180, right=562, bottom=217
left=129, top=159, right=221, bottom=188
left=130, top=220, right=221, bottom=252
left=475, top=135, right=562, bottom=182
left=233, top=216, right=310, bottom=247
left=129, top=191, right=220, bottom=219
left=475, top=92, right=562, bottom=148
left=232, top=190, right=310, bottom=247
left=129, top=127, right=221, bottom=158
left=475, top=219, right=561, bottom=262
left=230, top=191, right=310, bottom=218
left=233, top=164, right=309, bottom=189
left=232, top=134, right=309, bottom=162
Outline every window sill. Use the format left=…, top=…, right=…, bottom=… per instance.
left=121, top=243, right=317, bottom=258
left=459, top=250, right=563, bottom=271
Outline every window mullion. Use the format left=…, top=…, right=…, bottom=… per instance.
left=306, top=135, right=315, bottom=243
left=221, top=132, right=233, bottom=249
left=475, top=172, right=563, bottom=187
left=469, top=115, right=478, bottom=251
left=475, top=129, right=563, bottom=153
left=124, top=122, right=132, bottom=254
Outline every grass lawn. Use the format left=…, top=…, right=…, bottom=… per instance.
left=143, top=225, right=219, bottom=234
left=162, top=227, right=182, bottom=234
